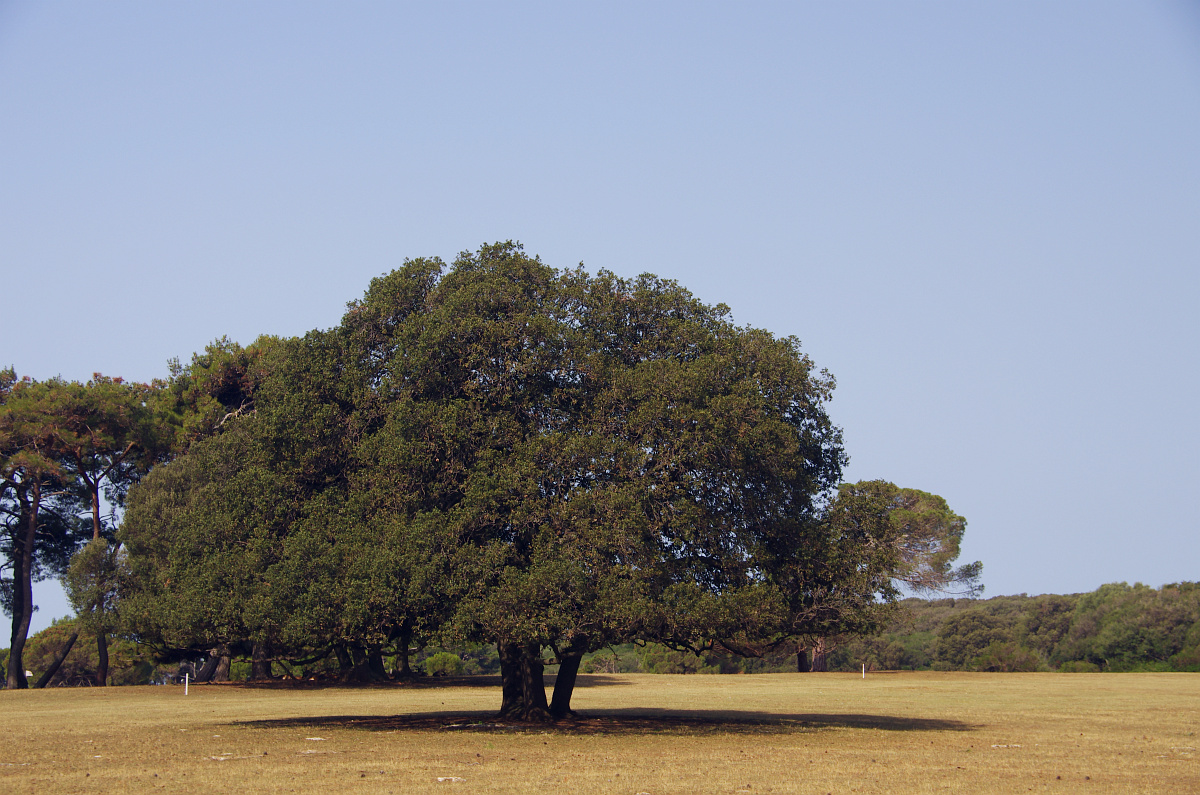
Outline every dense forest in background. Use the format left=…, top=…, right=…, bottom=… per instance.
left=6, top=580, right=1198, bottom=684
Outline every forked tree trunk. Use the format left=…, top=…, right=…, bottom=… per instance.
left=34, top=631, right=79, bottom=688
left=550, top=652, right=583, bottom=719
left=498, top=642, right=551, bottom=721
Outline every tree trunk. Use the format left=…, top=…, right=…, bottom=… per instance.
left=810, top=637, right=828, bottom=672
left=340, top=646, right=385, bottom=682
left=214, top=651, right=231, bottom=682
left=34, top=631, right=79, bottom=688
left=395, top=624, right=413, bottom=679
left=250, top=641, right=272, bottom=680
left=89, top=480, right=103, bottom=540
left=95, top=631, right=109, bottom=686
left=7, top=486, right=39, bottom=690
left=498, top=642, right=556, bottom=721
left=368, top=648, right=390, bottom=681
left=194, top=651, right=221, bottom=683
left=334, top=644, right=353, bottom=678
left=550, top=652, right=583, bottom=719
left=797, top=643, right=812, bottom=672
left=519, top=642, right=550, bottom=720
left=498, top=643, right=525, bottom=719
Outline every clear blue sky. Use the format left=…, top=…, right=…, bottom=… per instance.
left=3, top=1, right=1199, bottom=638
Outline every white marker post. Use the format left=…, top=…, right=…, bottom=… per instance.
left=185, top=672, right=189, bottom=695
left=862, top=663, right=865, bottom=679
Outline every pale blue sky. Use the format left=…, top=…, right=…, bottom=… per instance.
left=3, top=1, right=1199, bottom=637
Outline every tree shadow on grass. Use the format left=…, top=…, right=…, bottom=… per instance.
left=238, top=709, right=975, bottom=736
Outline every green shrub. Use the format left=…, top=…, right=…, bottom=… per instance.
left=424, top=651, right=465, bottom=676
left=1169, top=646, right=1200, bottom=672
left=1057, top=660, right=1101, bottom=673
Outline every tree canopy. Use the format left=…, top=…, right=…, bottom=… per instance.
left=14, top=242, right=979, bottom=716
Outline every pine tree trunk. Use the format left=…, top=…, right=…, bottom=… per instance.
left=95, top=632, right=109, bottom=686
left=550, top=652, right=583, bottom=719
left=34, top=631, right=79, bottom=688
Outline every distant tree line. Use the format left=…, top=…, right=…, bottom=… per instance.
left=826, top=582, right=1200, bottom=673
left=3, top=243, right=979, bottom=717
left=9, top=580, right=1197, bottom=685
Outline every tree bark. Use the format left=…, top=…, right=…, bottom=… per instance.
left=250, top=641, right=272, bottom=680
left=498, top=642, right=525, bottom=719
left=214, top=651, right=231, bottom=682
left=550, top=652, right=583, bottom=719
left=368, top=648, right=390, bottom=681
left=334, top=644, right=353, bottom=679
left=810, top=637, right=828, bottom=672
left=95, top=631, right=109, bottom=686
left=34, top=631, right=79, bottom=688
left=394, top=623, right=413, bottom=679
left=498, top=642, right=556, bottom=721
left=796, top=643, right=812, bottom=672
left=194, top=651, right=221, bottom=682
left=519, top=642, right=550, bottom=720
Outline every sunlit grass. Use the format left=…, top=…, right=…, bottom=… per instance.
left=2, top=672, right=1197, bottom=793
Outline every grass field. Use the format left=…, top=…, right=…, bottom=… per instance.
left=2, top=672, right=1197, bottom=793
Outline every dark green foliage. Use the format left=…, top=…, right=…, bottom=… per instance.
left=970, top=642, right=1040, bottom=672
left=122, top=243, right=870, bottom=716
left=1168, top=645, right=1200, bottom=672
left=934, top=611, right=1013, bottom=669
left=1021, top=595, right=1075, bottom=656
left=1054, top=582, right=1200, bottom=671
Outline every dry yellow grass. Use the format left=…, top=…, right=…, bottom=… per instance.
left=2, top=672, right=1197, bottom=793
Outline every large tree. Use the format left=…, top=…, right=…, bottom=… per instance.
left=119, top=243, right=971, bottom=718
